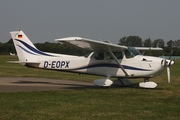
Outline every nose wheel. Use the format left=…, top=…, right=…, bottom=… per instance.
left=139, top=78, right=157, bottom=88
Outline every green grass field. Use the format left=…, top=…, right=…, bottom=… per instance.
left=0, top=55, right=180, bottom=120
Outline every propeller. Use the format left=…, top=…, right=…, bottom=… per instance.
left=167, top=66, right=170, bottom=83
left=166, top=59, right=175, bottom=83
left=165, top=50, right=174, bottom=83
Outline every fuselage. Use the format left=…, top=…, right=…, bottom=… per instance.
left=28, top=51, right=165, bottom=79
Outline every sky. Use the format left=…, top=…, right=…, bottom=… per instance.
left=0, top=0, right=180, bottom=44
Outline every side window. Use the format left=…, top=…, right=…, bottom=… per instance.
left=91, top=52, right=104, bottom=60
left=106, top=52, right=113, bottom=60
left=114, top=52, right=123, bottom=59
left=106, top=52, right=123, bottom=60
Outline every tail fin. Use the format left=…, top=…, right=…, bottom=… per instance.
left=10, top=30, right=56, bottom=63
left=10, top=30, right=40, bottom=62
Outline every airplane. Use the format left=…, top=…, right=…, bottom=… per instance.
left=10, top=30, right=174, bottom=88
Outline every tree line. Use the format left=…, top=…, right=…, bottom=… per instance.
left=0, top=39, right=90, bottom=56
left=119, top=36, right=180, bottom=56
left=1, top=36, right=180, bottom=56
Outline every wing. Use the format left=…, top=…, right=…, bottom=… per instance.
left=55, top=37, right=127, bottom=52
left=135, top=47, right=163, bottom=51
left=135, top=47, right=163, bottom=55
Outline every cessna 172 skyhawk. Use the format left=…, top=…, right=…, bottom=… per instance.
left=10, top=30, right=174, bottom=88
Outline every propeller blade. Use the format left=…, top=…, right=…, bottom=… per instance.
left=167, top=66, right=170, bottom=83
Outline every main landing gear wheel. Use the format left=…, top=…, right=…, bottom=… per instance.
left=93, top=78, right=113, bottom=87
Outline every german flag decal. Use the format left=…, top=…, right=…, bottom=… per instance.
left=18, top=35, right=22, bottom=38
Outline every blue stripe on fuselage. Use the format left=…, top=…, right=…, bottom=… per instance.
left=72, top=63, right=151, bottom=71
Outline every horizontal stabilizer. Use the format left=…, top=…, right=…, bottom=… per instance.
left=8, top=61, right=40, bottom=64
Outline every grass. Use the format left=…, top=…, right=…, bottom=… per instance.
left=0, top=55, right=99, bottom=82
left=0, top=55, right=180, bottom=120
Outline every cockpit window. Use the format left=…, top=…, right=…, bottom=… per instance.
left=84, top=53, right=91, bottom=58
left=128, top=47, right=141, bottom=56
left=124, top=49, right=134, bottom=58
left=124, top=47, right=142, bottom=58
left=90, top=52, right=104, bottom=60
left=106, top=52, right=123, bottom=60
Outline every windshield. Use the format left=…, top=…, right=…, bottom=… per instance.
left=124, top=47, right=142, bottom=58
left=128, top=47, right=142, bottom=56
left=84, top=53, right=92, bottom=58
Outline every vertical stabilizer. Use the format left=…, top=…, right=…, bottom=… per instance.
left=10, top=30, right=39, bottom=62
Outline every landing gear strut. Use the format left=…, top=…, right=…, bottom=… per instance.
left=144, top=78, right=150, bottom=82
left=113, top=78, right=132, bottom=86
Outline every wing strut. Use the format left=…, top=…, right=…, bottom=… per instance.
left=107, top=47, right=129, bottom=76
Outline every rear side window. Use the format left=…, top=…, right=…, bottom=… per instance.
left=90, top=52, right=104, bottom=60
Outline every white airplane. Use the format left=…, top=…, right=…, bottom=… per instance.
left=10, top=30, right=174, bottom=88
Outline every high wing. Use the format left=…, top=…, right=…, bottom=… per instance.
left=56, top=37, right=129, bottom=76
left=55, top=37, right=127, bottom=52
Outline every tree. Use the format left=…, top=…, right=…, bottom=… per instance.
left=173, top=39, right=180, bottom=56
left=142, top=38, right=153, bottom=55
left=152, top=39, right=164, bottom=48
left=119, top=36, right=142, bottom=47
left=151, top=39, right=165, bottom=56
left=165, top=40, right=174, bottom=56
left=35, top=42, right=90, bottom=56
left=0, top=39, right=15, bottom=55
left=143, top=38, right=152, bottom=47
left=118, top=37, right=127, bottom=45
left=6, top=38, right=13, bottom=44
left=173, top=39, right=180, bottom=48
